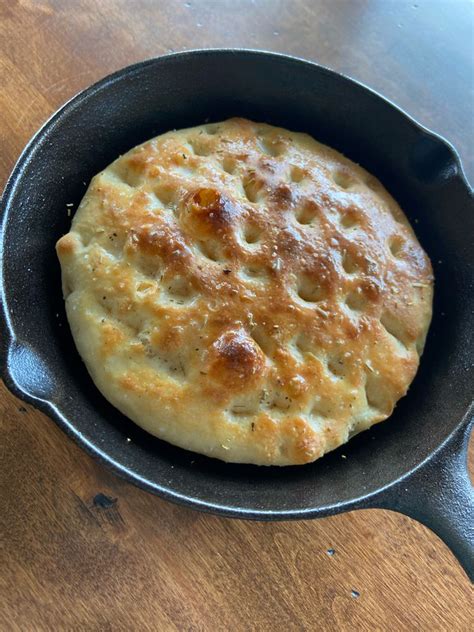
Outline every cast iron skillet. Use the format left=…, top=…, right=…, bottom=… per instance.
left=1, top=50, right=473, bottom=579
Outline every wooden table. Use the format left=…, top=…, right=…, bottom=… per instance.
left=1, top=1, right=473, bottom=629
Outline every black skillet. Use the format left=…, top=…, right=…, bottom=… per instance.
left=1, top=50, right=473, bottom=579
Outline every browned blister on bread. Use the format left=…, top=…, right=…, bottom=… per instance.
left=56, top=118, right=433, bottom=465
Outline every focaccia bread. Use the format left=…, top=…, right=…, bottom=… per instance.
left=56, top=118, right=433, bottom=465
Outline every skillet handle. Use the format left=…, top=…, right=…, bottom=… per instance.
left=378, top=421, right=474, bottom=581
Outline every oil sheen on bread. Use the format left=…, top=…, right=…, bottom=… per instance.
left=56, top=118, right=433, bottom=465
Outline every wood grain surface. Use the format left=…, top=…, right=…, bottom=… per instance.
left=1, top=1, right=473, bottom=630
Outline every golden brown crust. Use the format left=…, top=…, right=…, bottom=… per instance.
left=56, top=118, right=433, bottom=465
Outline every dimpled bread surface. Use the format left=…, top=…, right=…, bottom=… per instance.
left=56, top=118, right=433, bottom=465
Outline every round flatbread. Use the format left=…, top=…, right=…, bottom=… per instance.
left=57, top=118, right=433, bottom=465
